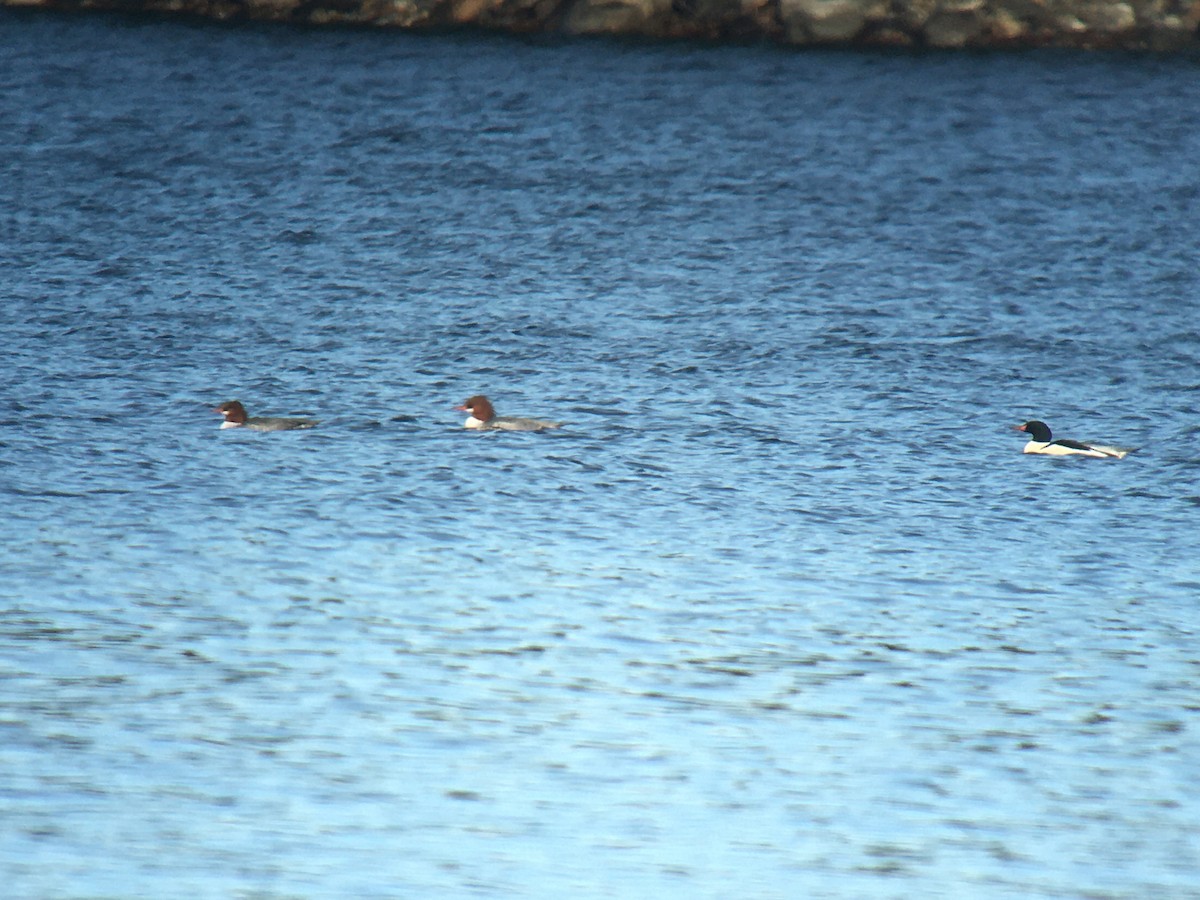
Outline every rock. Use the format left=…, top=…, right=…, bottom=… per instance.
left=1145, top=18, right=1195, bottom=48
left=562, top=0, right=669, bottom=34
left=985, top=7, right=1030, bottom=39
left=669, top=0, right=782, bottom=38
left=1055, top=12, right=1090, bottom=31
left=999, top=0, right=1058, bottom=30
left=1, top=0, right=1198, bottom=49
left=862, top=26, right=918, bottom=44
left=894, top=0, right=937, bottom=30
left=780, top=0, right=880, bottom=41
left=924, top=5, right=985, bottom=44
left=1077, top=0, right=1136, bottom=28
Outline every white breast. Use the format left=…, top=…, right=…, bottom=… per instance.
left=1024, top=441, right=1106, bottom=458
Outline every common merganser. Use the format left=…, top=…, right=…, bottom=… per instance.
left=455, top=395, right=561, bottom=432
left=215, top=400, right=318, bottom=432
left=1014, top=420, right=1133, bottom=459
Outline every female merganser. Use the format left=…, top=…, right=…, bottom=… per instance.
left=455, top=395, right=561, bottom=432
left=1014, top=420, right=1133, bottom=458
left=215, top=400, right=318, bottom=432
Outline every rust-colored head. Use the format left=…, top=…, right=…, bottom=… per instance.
left=215, top=400, right=248, bottom=424
left=455, top=395, right=495, bottom=422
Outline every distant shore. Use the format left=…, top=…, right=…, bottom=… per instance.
left=3, top=0, right=1198, bottom=49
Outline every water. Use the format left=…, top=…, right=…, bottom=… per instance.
left=3, top=11, right=1200, bottom=896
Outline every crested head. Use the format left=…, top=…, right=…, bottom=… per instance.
left=457, top=395, right=495, bottom=422
left=1016, top=420, right=1052, bottom=442
left=215, top=400, right=248, bottom=424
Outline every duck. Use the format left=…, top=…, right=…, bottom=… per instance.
left=1013, top=420, right=1133, bottom=459
left=455, top=395, right=561, bottom=432
left=214, top=400, right=318, bottom=432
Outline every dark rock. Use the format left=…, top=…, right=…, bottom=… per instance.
left=4, top=0, right=1198, bottom=48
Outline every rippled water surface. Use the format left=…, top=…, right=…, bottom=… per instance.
left=3, top=12, right=1200, bottom=897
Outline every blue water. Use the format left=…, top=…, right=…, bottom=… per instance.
left=3, top=11, right=1200, bottom=897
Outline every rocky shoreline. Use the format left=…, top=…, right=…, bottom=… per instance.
left=4, top=0, right=1199, bottom=49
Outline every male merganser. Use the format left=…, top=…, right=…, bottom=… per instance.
left=1014, top=420, right=1133, bottom=459
left=215, top=400, right=318, bottom=432
left=455, top=395, right=561, bottom=432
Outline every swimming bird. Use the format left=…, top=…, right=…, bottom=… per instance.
left=455, top=395, right=561, bottom=432
left=1013, top=420, right=1133, bottom=458
left=214, top=400, right=318, bottom=432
